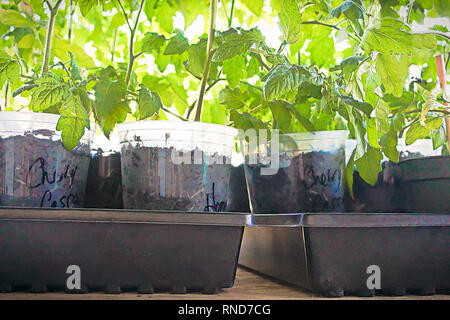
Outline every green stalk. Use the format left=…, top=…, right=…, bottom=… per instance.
left=194, top=0, right=217, bottom=122
left=125, top=0, right=145, bottom=86
left=42, top=0, right=63, bottom=75
left=228, top=0, right=235, bottom=27
left=68, top=0, right=74, bottom=43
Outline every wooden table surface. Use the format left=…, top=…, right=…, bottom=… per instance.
left=0, top=267, right=448, bottom=300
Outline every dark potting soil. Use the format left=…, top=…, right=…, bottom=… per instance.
left=0, top=134, right=90, bottom=208
left=227, top=164, right=250, bottom=212
left=345, top=151, right=427, bottom=213
left=121, top=145, right=231, bottom=211
left=245, top=149, right=345, bottom=213
left=84, top=151, right=123, bottom=209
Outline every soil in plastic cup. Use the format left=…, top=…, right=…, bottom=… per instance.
left=118, top=121, right=238, bottom=212
left=243, top=130, right=348, bottom=213
left=0, top=112, right=94, bottom=208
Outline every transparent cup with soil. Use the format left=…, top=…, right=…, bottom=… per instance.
left=242, top=130, right=348, bottom=214
left=0, top=112, right=94, bottom=208
left=118, top=121, right=238, bottom=211
left=345, top=138, right=443, bottom=212
left=84, top=130, right=123, bottom=209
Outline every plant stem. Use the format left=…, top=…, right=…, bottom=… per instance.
left=118, top=0, right=132, bottom=31
left=125, top=0, right=145, bottom=86
left=161, top=106, right=188, bottom=121
left=3, top=81, right=8, bottom=111
left=68, top=0, right=74, bottom=43
left=186, top=76, right=225, bottom=119
left=301, top=20, right=340, bottom=30
left=228, top=0, right=235, bottom=27
left=194, top=0, right=217, bottom=122
left=41, top=0, right=63, bottom=75
left=111, top=29, right=118, bottom=63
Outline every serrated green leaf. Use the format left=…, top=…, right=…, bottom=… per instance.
left=380, top=127, right=399, bottom=162
left=355, top=146, right=383, bottom=186
left=164, top=30, right=189, bottom=55
left=361, top=17, right=437, bottom=55
left=230, top=110, right=268, bottom=131
left=93, top=66, right=129, bottom=137
left=75, top=0, right=98, bottom=17
left=136, top=85, right=163, bottom=120
left=31, top=73, right=71, bottom=112
left=141, top=32, right=166, bottom=53
left=264, top=63, right=309, bottom=101
left=332, top=56, right=365, bottom=80
left=340, top=95, right=373, bottom=117
left=430, top=125, right=447, bottom=150
left=376, top=53, right=409, bottom=97
left=405, top=118, right=443, bottom=145
left=56, top=95, right=90, bottom=151
left=0, top=51, right=20, bottom=89
left=212, top=28, right=265, bottom=62
left=247, top=56, right=260, bottom=77
left=279, top=0, right=302, bottom=44
left=223, top=55, right=246, bottom=88
left=218, top=86, right=246, bottom=108
left=0, top=8, right=36, bottom=27
left=375, top=99, right=390, bottom=136
left=68, top=52, right=82, bottom=81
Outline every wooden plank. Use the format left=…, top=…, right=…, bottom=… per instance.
left=0, top=267, right=448, bottom=300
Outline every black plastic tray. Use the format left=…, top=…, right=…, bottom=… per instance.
left=239, top=212, right=450, bottom=297
left=0, top=208, right=251, bottom=294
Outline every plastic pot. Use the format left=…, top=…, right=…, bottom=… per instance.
left=345, top=139, right=442, bottom=212
left=84, top=131, right=123, bottom=209
left=118, top=121, right=238, bottom=211
left=395, top=155, right=450, bottom=213
left=0, top=112, right=94, bottom=208
left=243, top=130, right=348, bottom=213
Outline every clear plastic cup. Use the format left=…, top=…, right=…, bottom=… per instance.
left=118, top=120, right=238, bottom=211
left=0, top=112, right=94, bottom=208
left=242, top=130, right=349, bottom=213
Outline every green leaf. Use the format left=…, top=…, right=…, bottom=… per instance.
left=68, top=52, right=82, bottom=81
left=264, top=63, right=309, bottom=101
left=230, top=110, right=268, bottom=131
left=212, top=28, right=265, bottom=62
left=136, top=85, right=163, bottom=120
left=155, top=1, right=175, bottom=34
left=164, top=30, right=189, bottom=55
left=285, top=103, right=315, bottom=131
left=31, top=73, right=71, bottom=112
left=0, top=51, right=20, bottom=89
left=331, top=1, right=364, bottom=20
left=93, top=66, right=129, bottom=137
left=141, top=32, right=166, bottom=53
left=0, top=8, right=36, bottom=28
left=405, top=118, right=443, bottom=145
left=380, top=127, right=399, bottom=162
left=247, top=56, right=260, bottom=77
left=306, top=26, right=335, bottom=67
left=242, top=0, right=264, bottom=16
left=218, top=86, right=246, bottom=108
left=376, top=53, right=409, bottom=97
left=367, top=118, right=381, bottom=148
left=361, top=17, right=437, bottom=55
left=279, top=0, right=302, bottom=44
left=375, top=99, right=390, bottom=136
left=268, top=100, right=293, bottom=132
left=340, top=95, right=373, bottom=117
left=56, top=95, right=90, bottom=151
left=223, top=55, right=246, bottom=88
left=184, top=39, right=207, bottom=79
left=332, top=56, right=365, bottom=80
left=75, top=0, right=98, bottom=17
left=430, top=125, right=447, bottom=150
left=355, top=146, right=383, bottom=186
